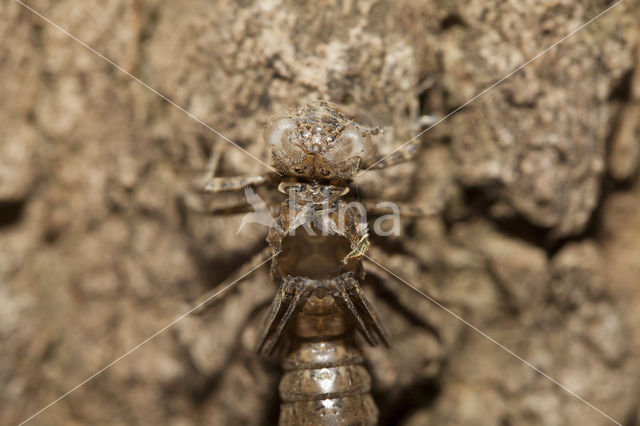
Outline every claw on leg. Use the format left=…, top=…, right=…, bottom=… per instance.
left=328, top=273, right=389, bottom=347
left=203, top=174, right=277, bottom=193
left=256, top=277, right=315, bottom=356
left=192, top=246, right=273, bottom=315
left=256, top=272, right=388, bottom=356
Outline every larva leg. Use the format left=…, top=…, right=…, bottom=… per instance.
left=202, top=140, right=228, bottom=181
left=328, top=273, right=388, bottom=347
left=362, top=112, right=438, bottom=171
left=362, top=139, right=421, bottom=170
left=192, top=245, right=273, bottom=315
left=182, top=190, right=280, bottom=216
left=195, top=140, right=277, bottom=193
left=201, top=173, right=278, bottom=193
left=363, top=246, right=446, bottom=307
left=361, top=199, right=444, bottom=218
left=255, top=277, right=315, bottom=356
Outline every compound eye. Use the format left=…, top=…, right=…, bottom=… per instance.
left=324, top=124, right=373, bottom=164
left=264, top=117, right=306, bottom=163
left=264, top=117, right=295, bottom=151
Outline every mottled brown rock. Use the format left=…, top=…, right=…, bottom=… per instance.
left=608, top=43, right=640, bottom=181
left=2, top=1, right=640, bottom=425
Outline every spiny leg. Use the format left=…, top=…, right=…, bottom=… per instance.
left=328, top=273, right=388, bottom=347
left=362, top=139, right=420, bottom=170
left=202, top=140, right=228, bottom=182
left=182, top=188, right=280, bottom=216
left=184, top=140, right=279, bottom=214
left=330, top=280, right=379, bottom=346
left=192, top=245, right=274, bottom=315
left=362, top=248, right=448, bottom=342
left=196, top=138, right=277, bottom=194
left=363, top=246, right=446, bottom=307
left=254, top=282, right=288, bottom=355
left=361, top=199, right=444, bottom=218
left=203, top=173, right=278, bottom=193
left=342, top=276, right=389, bottom=346
left=256, top=277, right=315, bottom=356
left=361, top=112, right=438, bottom=171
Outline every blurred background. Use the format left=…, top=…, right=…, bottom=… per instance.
left=1, top=0, right=639, bottom=425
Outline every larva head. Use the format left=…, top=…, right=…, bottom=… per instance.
left=264, top=101, right=373, bottom=180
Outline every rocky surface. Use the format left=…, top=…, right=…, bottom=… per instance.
left=2, top=1, right=639, bottom=425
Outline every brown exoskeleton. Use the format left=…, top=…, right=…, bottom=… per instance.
left=196, top=101, right=431, bottom=425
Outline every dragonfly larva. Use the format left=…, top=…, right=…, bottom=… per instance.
left=199, top=101, right=429, bottom=425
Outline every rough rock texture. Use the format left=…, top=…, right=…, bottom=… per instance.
left=2, top=1, right=639, bottom=425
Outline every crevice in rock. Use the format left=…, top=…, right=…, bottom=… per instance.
left=377, top=377, right=440, bottom=425
left=366, top=271, right=442, bottom=341
left=440, top=14, right=466, bottom=30
left=0, top=201, right=26, bottom=229
left=608, top=69, right=633, bottom=102
left=460, top=185, right=555, bottom=252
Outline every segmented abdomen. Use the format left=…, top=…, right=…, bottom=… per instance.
left=278, top=293, right=378, bottom=425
